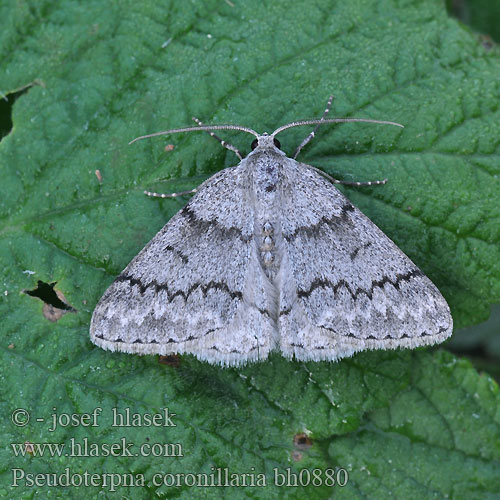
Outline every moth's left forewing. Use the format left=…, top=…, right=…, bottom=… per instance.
left=278, top=158, right=453, bottom=362
left=90, top=163, right=276, bottom=366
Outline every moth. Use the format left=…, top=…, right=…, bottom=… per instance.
left=90, top=98, right=452, bottom=366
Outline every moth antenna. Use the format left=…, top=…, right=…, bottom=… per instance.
left=129, top=124, right=259, bottom=144
left=272, top=118, right=404, bottom=138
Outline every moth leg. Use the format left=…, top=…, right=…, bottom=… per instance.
left=192, top=117, right=243, bottom=160
left=305, top=164, right=388, bottom=187
left=144, top=188, right=198, bottom=198
left=293, top=95, right=334, bottom=159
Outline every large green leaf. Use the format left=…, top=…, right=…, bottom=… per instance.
left=1, top=0, right=500, bottom=498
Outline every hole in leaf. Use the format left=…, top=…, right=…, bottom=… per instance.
left=0, top=81, right=43, bottom=141
left=291, top=433, right=313, bottom=462
left=293, top=433, right=313, bottom=450
left=24, top=280, right=77, bottom=321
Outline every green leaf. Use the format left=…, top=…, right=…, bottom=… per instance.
left=1, top=0, right=500, bottom=498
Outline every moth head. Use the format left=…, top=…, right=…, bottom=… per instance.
left=250, top=133, right=281, bottom=152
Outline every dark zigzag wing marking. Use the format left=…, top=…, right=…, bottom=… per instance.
left=114, top=275, right=244, bottom=302
left=299, top=269, right=423, bottom=300
left=179, top=206, right=252, bottom=242
left=286, top=325, right=449, bottom=345
left=110, top=274, right=272, bottom=316
left=283, top=203, right=355, bottom=241
left=93, top=326, right=221, bottom=344
left=95, top=296, right=447, bottom=346
left=279, top=269, right=423, bottom=316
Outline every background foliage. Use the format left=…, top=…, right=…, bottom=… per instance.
left=1, top=0, right=500, bottom=498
